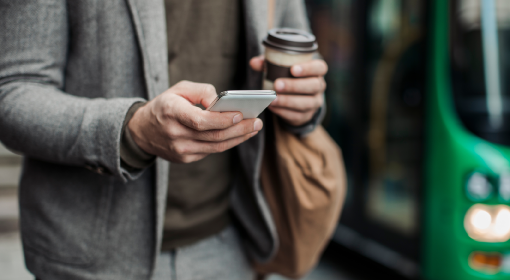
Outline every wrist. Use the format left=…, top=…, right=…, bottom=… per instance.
left=127, top=103, right=152, bottom=155
left=278, top=107, right=324, bottom=137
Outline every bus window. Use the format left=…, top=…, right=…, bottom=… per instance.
left=306, top=0, right=426, bottom=264
left=451, top=0, right=510, bottom=145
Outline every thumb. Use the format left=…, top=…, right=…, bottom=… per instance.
left=172, top=81, right=218, bottom=108
left=249, top=55, right=265, bottom=72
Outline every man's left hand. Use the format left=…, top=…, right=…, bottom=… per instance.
left=249, top=56, right=327, bottom=126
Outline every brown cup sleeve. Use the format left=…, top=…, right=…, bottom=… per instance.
left=265, top=61, right=292, bottom=82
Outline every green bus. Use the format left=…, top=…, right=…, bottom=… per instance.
left=305, top=0, right=510, bottom=278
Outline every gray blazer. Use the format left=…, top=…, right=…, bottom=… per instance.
left=0, top=0, right=318, bottom=279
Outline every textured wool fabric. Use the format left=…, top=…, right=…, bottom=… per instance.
left=0, top=0, right=320, bottom=279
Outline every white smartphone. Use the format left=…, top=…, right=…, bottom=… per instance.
left=206, top=90, right=277, bottom=119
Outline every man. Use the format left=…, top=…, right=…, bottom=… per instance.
left=0, top=0, right=327, bottom=279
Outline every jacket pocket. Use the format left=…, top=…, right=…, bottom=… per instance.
left=19, top=159, right=114, bottom=266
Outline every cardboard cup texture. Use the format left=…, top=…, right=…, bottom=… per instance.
left=262, top=28, right=318, bottom=90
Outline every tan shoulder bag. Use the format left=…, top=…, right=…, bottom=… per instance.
left=253, top=3, right=347, bottom=277
left=253, top=116, right=347, bottom=278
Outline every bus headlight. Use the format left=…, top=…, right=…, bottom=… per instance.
left=464, top=204, right=510, bottom=242
left=494, top=208, right=510, bottom=237
left=466, top=172, right=493, bottom=201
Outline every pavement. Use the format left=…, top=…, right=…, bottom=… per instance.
left=0, top=233, right=32, bottom=280
left=0, top=144, right=31, bottom=280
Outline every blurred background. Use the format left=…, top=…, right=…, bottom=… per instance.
left=3, top=0, right=510, bottom=279
left=0, top=143, right=28, bottom=279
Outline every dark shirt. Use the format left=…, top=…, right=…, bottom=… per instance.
left=162, top=0, right=242, bottom=249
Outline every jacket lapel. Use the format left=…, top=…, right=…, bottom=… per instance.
left=125, top=0, right=168, bottom=101
left=243, top=0, right=268, bottom=58
left=125, top=0, right=170, bottom=266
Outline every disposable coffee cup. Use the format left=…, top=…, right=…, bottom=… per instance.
left=262, top=28, right=318, bottom=90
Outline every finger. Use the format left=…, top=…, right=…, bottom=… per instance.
left=174, top=103, right=244, bottom=131
left=175, top=154, right=209, bottom=164
left=172, top=80, right=219, bottom=108
left=270, top=94, right=323, bottom=113
left=174, top=131, right=259, bottom=154
left=274, top=76, right=326, bottom=95
left=269, top=107, right=316, bottom=126
left=291, top=59, right=328, bottom=77
left=167, top=94, right=243, bottom=131
left=249, top=55, right=265, bottom=72
left=186, top=118, right=263, bottom=142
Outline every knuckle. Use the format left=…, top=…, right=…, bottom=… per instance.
left=173, top=81, right=185, bottom=90
left=181, top=156, right=195, bottom=164
left=209, top=130, right=223, bottom=141
left=214, top=142, right=229, bottom=153
left=190, top=116, right=205, bottom=131
left=206, top=84, right=216, bottom=92
left=286, top=81, right=296, bottom=92
left=203, top=84, right=216, bottom=95
left=161, top=101, right=174, bottom=118
left=321, top=61, right=329, bottom=73
left=176, top=109, right=188, bottom=123
left=319, top=93, right=325, bottom=103
left=177, top=80, right=191, bottom=87
left=174, top=144, right=188, bottom=155
left=321, top=78, right=327, bottom=91
left=315, top=77, right=323, bottom=91
left=315, top=94, right=324, bottom=108
left=166, top=126, right=180, bottom=139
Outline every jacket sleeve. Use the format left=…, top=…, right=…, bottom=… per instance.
left=278, top=0, right=326, bottom=136
left=0, top=0, right=145, bottom=181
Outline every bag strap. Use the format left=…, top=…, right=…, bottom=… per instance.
left=267, top=0, right=275, bottom=30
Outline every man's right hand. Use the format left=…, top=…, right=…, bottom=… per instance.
left=127, top=81, right=263, bottom=163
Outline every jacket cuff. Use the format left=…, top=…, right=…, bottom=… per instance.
left=278, top=105, right=325, bottom=137
left=120, top=102, right=156, bottom=171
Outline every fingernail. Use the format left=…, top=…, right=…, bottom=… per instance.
left=233, top=114, right=242, bottom=124
left=275, top=80, right=285, bottom=91
left=293, top=65, right=302, bottom=75
left=254, top=119, right=263, bottom=131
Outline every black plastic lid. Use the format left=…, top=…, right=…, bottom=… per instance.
left=263, top=28, right=318, bottom=54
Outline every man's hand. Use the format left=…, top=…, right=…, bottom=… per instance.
left=128, top=81, right=262, bottom=163
left=250, top=56, right=327, bottom=126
